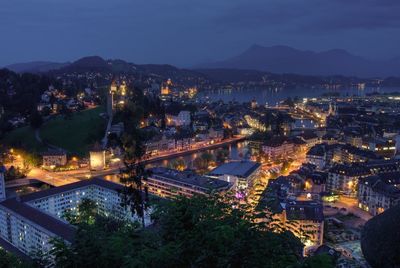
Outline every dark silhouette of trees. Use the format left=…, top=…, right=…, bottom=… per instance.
left=361, top=205, right=400, bottom=268
left=29, top=110, right=43, bottom=129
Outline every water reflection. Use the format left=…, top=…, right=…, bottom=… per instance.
left=147, top=141, right=249, bottom=169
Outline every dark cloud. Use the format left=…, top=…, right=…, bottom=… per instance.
left=215, top=0, right=400, bottom=32
left=0, top=0, right=399, bottom=66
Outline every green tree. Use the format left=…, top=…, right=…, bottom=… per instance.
left=64, top=198, right=98, bottom=225
left=215, top=149, right=229, bottom=163
left=167, top=158, right=186, bottom=171
left=299, top=254, right=335, bottom=268
left=29, top=110, right=43, bottom=129
left=46, top=194, right=307, bottom=268
left=0, top=248, right=30, bottom=268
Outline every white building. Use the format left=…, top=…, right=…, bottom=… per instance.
left=166, top=111, right=191, bottom=126
left=262, top=138, right=294, bottom=160
left=306, top=144, right=327, bottom=170
left=0, top=178, right=151, bottom=257
left=208, top=161, right=261, bottom=193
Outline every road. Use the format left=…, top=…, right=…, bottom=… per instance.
left=28, top=168, right=80, bottom=187
left=28, top=136, right=246, bottom=187
left=328, top=196, right=372, bottom=222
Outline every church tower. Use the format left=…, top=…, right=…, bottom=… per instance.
left=107, top=81, right=117, bottom=117
left=328, top=102, right=337, bottom=116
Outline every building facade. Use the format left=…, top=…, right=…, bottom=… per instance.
left=42, top=151, right=67, bottom=168
left=208, top=161, right=261, bottom=193
left=358, top=173, right=400, bottom=216
left=0, top=178, right=151, bottom=257
left=327, top=164, right=370, bottom=196
left=146, top=167, right=231, bottom=199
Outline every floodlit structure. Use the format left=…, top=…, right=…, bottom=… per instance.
left=90, top=149, right=106, bottom=171
left=208, top=161, right=261, bottom=192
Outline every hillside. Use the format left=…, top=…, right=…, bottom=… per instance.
left=5, top=61, right=69, bottom=73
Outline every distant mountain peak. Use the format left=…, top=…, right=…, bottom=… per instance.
left=196, top=45, right=400, bottom=78
left=58, top=56, right=110, bottom=73
left=72, top=56, right=107, bottom=65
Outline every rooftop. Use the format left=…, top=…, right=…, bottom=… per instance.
left=20, top=177, right=124, bottom=202
left=329, top=164, right=370, bottom=177
left=209, top=161, right=261, bottom=178
left=149, top=167, right=231, bottom=192
left=285, top=201, right=324, bottom=222
left=360, top=173, right=400, bottom=197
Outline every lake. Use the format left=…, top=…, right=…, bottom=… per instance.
left=197, top=87, right=400, bottom=105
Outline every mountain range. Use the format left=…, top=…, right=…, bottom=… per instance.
left=196, top=45, right=400, bottom=78
left=5, top=61, right=70, bottom=73
left=4, top=45, right=400, bottom=78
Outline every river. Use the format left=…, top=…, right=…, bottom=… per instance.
left=147, top=141, right=250, bottom=169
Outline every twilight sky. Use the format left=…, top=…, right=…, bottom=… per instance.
left=1, top=0, right=400, bottom=67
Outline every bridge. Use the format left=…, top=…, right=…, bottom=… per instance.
left=5, top=179, right=43, bottom=189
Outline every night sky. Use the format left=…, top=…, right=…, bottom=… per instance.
left=1, top=0, right=400, bottom=66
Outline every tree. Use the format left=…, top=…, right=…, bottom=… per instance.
left=29, top=110, right=43, bottom=129
left=0, top=248, right=30, bottom=268
left=64, top=198, right=98, bottom=225
left=299, top=254, right=335, bottom=268
left=215, top=149, right=229, bottom=163
left=115, top=86, right=151, bottom=228
left=193, top=152, right=215, bottom=172
left=44, top=194, right=307, bottom=268
left=361, top=204, right=400, bottom=267
left=167, top=158, right=186, bottom=171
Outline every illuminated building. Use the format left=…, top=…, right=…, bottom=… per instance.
left=327, top=164, right=370, bottom=196
left=42, top=151, right=67, bottom=168
left=262, top=137, right=294, bottom=160
left=0, top=178, right=150, bottom=257
left=107, top=81, right=128, bottom=116
left=90, top=149, right=106, bottom=171
left=145, top=167, right=231, bottom=199
left=284, top=201, right=324, bottom=254
left=208, top=161, right=261, bottom=193
left=259, top=199, right=324, bottom=255
left=358, top=172, right=400, bottom=216
left=362, top=137, right=397, bottom=159
left=187, top=87, right=197, bottom=98
left=306, top=144, right=327, bottom=170
left=107, top=81, right=117, bottom=116
left=165, top=111, right=191, bottom=126
left=160, top=79, right=172, bottom=99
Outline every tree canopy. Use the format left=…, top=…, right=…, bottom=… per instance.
left=37, top=194, right=338, bottom=267
left=361, top=205, right=400, bottom=268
